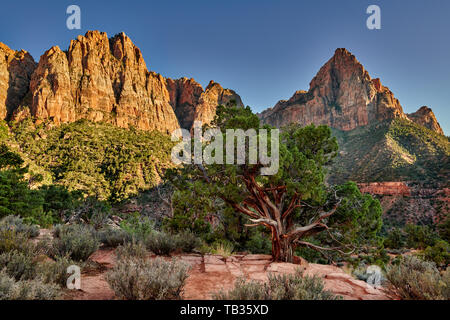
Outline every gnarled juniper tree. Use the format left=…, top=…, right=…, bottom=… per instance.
left=167, top=105, right=382, bottom=262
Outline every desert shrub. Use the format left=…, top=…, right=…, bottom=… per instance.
left=120, top=213, right=154, bottom=242
left=210, top=241, right=234, bottom=258
left=0, top=250, right=37, bottom=281
left=115, top=241, right=148, bottom=260
left=0, top=215, right=40, bottom=238
left=0, top=229, right=34, bottom=254
left=422, top=240, right=450, bottom=266
left=51, top=224, right=99, bottom=261
left=215, top=270, right=340, bottom=300
left=386, top=255, right=447, bottom=300
left=106, top=257, right=190, bottom=300
left=405, top=224, right=437, bottom=249
left=0, top=270, right=59, bottom=300
left=214, top=277, right=267, bottom=300
left=145, top=231, right=178, bottom=256
left=98, top=228, right=131, bottom=247
left=175, top=231, right=202, bottom=253
left=37, top=255, right=76, bottom=287
left=383, top=227, right=405, bottom=249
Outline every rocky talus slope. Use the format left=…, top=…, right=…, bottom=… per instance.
left=0, top=31, right=243, bottom=133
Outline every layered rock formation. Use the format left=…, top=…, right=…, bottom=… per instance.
left=0, top=31, right=243, bottom=133
left=166, top=78, right=243, bottom=130
left=407, top=106, right=444, bottom=135
left=358, top=182, right=411, bottom=197
left=0, top=43, right=36, bottom=120
left=259, top=48, right=443, bottom=134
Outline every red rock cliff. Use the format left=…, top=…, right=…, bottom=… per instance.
left=259, top=48, right=443, bottom=134
left=1, top=31, right=243, bottom=133
left=0, top=43, right=36, bottom=120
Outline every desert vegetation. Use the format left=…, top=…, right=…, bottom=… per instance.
left=0, top=107, right=447, bottom=301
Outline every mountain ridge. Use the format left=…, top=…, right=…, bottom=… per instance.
left=0, top=31, right=243, bottom=133
left=259, top=48, right=444, bottom=135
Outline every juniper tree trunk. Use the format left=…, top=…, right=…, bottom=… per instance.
left=272, top=234, right=294, bottom=263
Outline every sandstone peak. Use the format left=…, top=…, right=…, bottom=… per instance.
left=0, top=31, right=243, bottom=132
left=407, top=106, right=444, bottom=135
left=260, top=48, right=438, bottom=132
left=0, top=42, right=36, bottom=119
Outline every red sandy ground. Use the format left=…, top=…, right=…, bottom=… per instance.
left=63, top=248, right=394, bottom=300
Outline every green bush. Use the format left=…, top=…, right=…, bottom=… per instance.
left=98, top=228, right=131, bottom=247
left=0, top=250, right=37, bottom=281
left=405, top=224, right=437, bottom=249
left=386, top=255, right=448, bottom=300
left=0, top=229, right=34, bottom=254
left=37, top=255, right=77, bottom=287
left=384, top=227, right=405, bottom=249
left=422, top=240, right=450, bottom=266
left=115, top=241, right=148, bottom=260
left=106, top=257, right=190, bottom=300
left=51, top=224, right=100, bottom=261
left=145, top=231, right=178, bottom=256
left=120, top=213, right=154, bottom=242
left=175, top=231, right=202, bottom=253
left=0, top=215, right=40, bottom=238
left=214, top=270, right=341, bottom=300
left=244, top=232, right=271, bottom=255
left=0, top=270, right=59, bottom=300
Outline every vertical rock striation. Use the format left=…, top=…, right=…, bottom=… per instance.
left=0, top=43, right=36, bottom=120
left=0, top=31, right=243, bottom=133
left=259, top=48, right=443, bottom=135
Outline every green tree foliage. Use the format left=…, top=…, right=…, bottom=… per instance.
left=405, top=224, right=437, bottom=249
left=167, top=105, right=382, bottom=262
left=12, top=120, right=174, bottom=202
left=0, top=145, right=44, bottom=221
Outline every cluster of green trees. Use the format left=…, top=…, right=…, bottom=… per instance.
left=0, top=142, right=82, bottom=226
left=384, top=221, right=450, bottom=266
left=11, top=119, right=174, bottom=202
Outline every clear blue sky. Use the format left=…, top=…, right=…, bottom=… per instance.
left=1, top=0, right=449, bottom=134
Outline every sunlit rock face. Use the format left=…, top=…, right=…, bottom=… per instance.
left=259, top=48, right=414, bottom=131
left=1, top=31, right=243, bottom=133
left=407, top=106, right=444, bottom=135
left=0, top=43, right=36, bottom=120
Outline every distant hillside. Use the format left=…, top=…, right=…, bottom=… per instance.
left=328, top=118, right=449, bottom=185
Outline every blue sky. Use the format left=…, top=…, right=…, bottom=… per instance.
left=1, top=0, right=449, bottom=134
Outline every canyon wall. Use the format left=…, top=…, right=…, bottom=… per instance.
left=0, top=31, right=243, bottom=133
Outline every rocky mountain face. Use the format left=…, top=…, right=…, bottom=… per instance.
left=259, top=48, right=443, bottom=135
left=166, top=78, right=243, bottom=130
left=358, top=182, right=449, bottom=226
left=0, top=43, right=36, bottom=120
left=0, top=31, right=243, bottom=133
left=407, top=106, right=444, bottom=135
